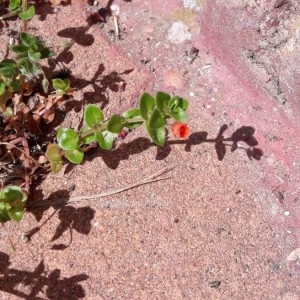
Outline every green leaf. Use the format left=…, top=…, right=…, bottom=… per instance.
left=155, top=91, right=170, bottom=113
left=84, top=104, right=104, bottom=128
left=18, top=58, right=37, bottom=76
left=45, top=143, right=62, bottom=162
left=123, top=108, right=141, bottom=119
left=20, top=32, right=37, bottom=48
left=65, top=148, right=84, bottom=164
left=50, top=161, right=64, bottom=174
left=8, top=0, right=20, bottom=11
left=170, top=107, right=188, bottom=122
left=95, top=131, right=114, bottom=150
left=0, top=186, right=27, bottom=204
left=40, top=48, right=55, bottom=59
left=0, top=59, right=17, bottom=77
left=0, top=82, right=5, bottom=96
left=11, top=44, right=28, bottom=57
left=148, top=108, right=166, bottom=128
left=123, top=108, right=143, bottom=129
left=181, top=98, right=188, bottom=110
left=9, top=79, right=21, bottom=92
left=0, top=186, right=27, bottom=223
left=57, top=128, right=79, bottom=151
left=107, top=115, right=125, bottom=133
left=31, top=62, right=39, bottom=75
left=168, top=96, right=189, bottom=111
left=139, top=93, right=155, bottom=120
left=7, top=205, right=24, bottom=222
left=28, top=49, right=41, bottom=62
left=80, top=126, right=95, bottom=144
left=145, top=124, right=166, bottom=146
left=0, top=203, right=10, bottom=223
left=18, top=5, right=35, bottom=20
left=82, top=134, right=95, bottom=144
left=52, top=78, right=70, bottom=95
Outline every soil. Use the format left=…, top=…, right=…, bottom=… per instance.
left=0, top=0, right=300, bottom=299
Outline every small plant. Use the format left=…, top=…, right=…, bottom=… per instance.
left=8, top=0, right=35, bottom=32
left=0, top=186, right=27, bottom=223
left=0, top=32, right=55, bottom=112
left=0, top=1, right=191, bottom=233
left=46, top=91, right=189, bottom=172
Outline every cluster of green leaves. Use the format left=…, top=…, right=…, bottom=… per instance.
left=46, top=92, right=188, bottom=173
left=138, top=91, right=188, bottom=146
left=0, top=32, right=54, bottom=111
left=8, top=0, right=35, bottom=20
left=0, top=186, right=27, bottom=223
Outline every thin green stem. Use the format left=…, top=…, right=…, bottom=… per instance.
left=79, top=116, right=145, bottom=140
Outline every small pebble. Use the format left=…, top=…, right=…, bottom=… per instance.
left=284, top=211, right=290, bottom=216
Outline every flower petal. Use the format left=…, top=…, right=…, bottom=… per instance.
left=172, top=122, right=190, bottom=139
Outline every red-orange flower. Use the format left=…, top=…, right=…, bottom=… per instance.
left=172, top=122, right=190, bottom=139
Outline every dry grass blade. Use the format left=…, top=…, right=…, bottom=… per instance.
left=27, top=164, right=177, bottom=208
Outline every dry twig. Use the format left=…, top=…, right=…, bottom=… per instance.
left=27, top=164, right=177, bottom=208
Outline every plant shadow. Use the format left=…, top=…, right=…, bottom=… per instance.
left=0, top=252, right=88, bottom=299
left=34, top=0, right=72, bottom=21
left=83, top=124, right=263, bottom=169
left=26, top=198, right=95, bottom=251
left=27, top=124, right=262, bottom=244
left=39, top=61, right=133, bottom=146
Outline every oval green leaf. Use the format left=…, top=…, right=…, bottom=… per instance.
left=155, top=91, right=170, bottom=113
left=170, top=107, right=188, bottom=122
left=0, top=82, right=5, bottom=96
left=149, top=108, right=166, bottom=129
left=20, top=32, right=37, bottom=48
left=139, top=93, right=155, bottom=120
left=51, top=160, right=64, bottom=174
left=57, top=128, right=79, bottom=151
left=18, top=5, right=35, bottom=20
left=95, top=131, right=114, bottom=150
left=107, top=115, right=125, bottom=133
left=28, top=49, right=41, bottom=63
left=7, top=205, right=24, bottom=222
left=123, top=108, right=141, bottom=119
left=0, top=59, right=17, bottom=77
left=8, top=0, right=21, bottom=11
left=84, top=104, right=104, bottom=128
left=0, top=204, right=11, bottom=223
left=65, top=148, right=84, bottom=164
left=0, top=186, right=27, bottom=204
left=52, top=78, right=68, bottom=91
left=45, top=143, right=62, bottom=162
left=123, top=108, right=143, bottom=129
left=145, top=124, right=166, bottom=147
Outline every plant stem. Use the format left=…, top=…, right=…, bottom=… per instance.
left=79, top=116, right=144, bottom=140
left=21, top=0, right=28, bottom=32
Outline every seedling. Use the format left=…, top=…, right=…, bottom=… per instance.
left=0, top=1, right=191, bottom=232
left=8, top=0, right=35, bottom=32
left=46, top=92, right=189, bottom=172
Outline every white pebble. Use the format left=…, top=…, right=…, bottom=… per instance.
left=167, top=22, right=191, bottom=44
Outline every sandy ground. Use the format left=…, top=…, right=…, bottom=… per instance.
left=0, top=0, right=299, bottom=299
